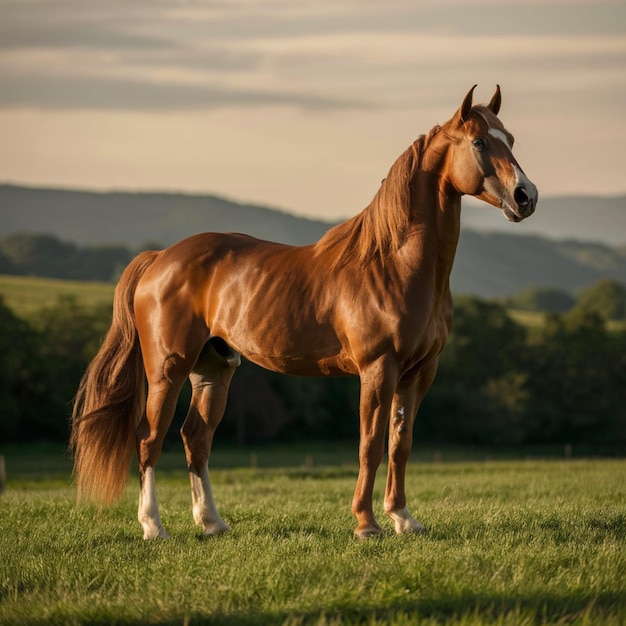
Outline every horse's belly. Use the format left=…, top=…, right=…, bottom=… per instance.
left=224, top=325, right=354, bottom=376
left=239, top=347, right=355, bottom=377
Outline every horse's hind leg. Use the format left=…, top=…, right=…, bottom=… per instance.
left=137, top=383, right=185, bottom=539
left=137, top=357, right=190, bottom=540
left=181, top=338, right=240, bottom=535
left=135, top=317, right=207, bottom=539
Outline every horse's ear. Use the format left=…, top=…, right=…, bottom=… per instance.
left=453, top=85, right=477, bottom=126
left=488, top=85, right=501, bottom=115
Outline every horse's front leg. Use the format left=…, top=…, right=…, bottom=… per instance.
left=352, top=358, right=398, bottom=538
left=384, top=360, right=438, bottom=535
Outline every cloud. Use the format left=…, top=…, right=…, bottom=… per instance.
left=1, top=0, right=624, bottom=114
left=0, top=72, right=372, bottom=111
left=1, top=28, right=623, bottom=113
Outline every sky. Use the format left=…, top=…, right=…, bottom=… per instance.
left=0, top=0, right=625, bottom=222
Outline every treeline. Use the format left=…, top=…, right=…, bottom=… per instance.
left=3, top=232, right=626, bottom=319
left=2, top=287, right=625, bottom=447
left=0, top=233, right=138, bottom=282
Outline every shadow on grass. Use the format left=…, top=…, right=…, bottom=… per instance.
left=37, top=590, right=625, bottom=626
left=206, top=592, right=622, bottom=625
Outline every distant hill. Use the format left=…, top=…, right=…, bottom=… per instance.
left=1, top=184, right=625, bottom=298
left=462, top=195, right=626, bottom=247
left=0, top=184, right=331, bottom=248
left=453, top=231, right=626, bottom=298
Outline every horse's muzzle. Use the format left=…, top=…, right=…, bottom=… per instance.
left=502, top=181, right=537, bottom=222
left=513, top=184, right=537, bottom=218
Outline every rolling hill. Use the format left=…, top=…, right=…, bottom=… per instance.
left=1, top=184, right=625, bottom=298
left=461, top=195, right=626, bottom=247
left=0, top=185, right=330, bottom=248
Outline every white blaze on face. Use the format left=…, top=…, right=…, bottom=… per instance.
left=487, top=125, right=530, bottom=191
left=488, top=127, right=512, bottom=150
left=475, top=109, right=537, bottom=216
left=513, top=163, right=537, bottom=198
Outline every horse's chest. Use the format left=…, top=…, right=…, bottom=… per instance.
left=400, top=302, right=451, bottom=370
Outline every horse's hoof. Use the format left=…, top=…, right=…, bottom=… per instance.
left=142, top=525, right=170, bottom=540
left=202, top=521, right=230, bottom=536
left=354, top=524, right=384, bottom=539
left=387, top=507, right=425, bottom=535
left=399, top=521, right=425, bottom=535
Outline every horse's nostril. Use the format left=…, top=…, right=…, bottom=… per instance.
left=514, top=186, right=529, bottom=207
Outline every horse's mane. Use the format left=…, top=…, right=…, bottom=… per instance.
left=314, top=128, right=438, bottom=267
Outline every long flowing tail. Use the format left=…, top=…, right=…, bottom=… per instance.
left=71, top=250, right=159, bottom=505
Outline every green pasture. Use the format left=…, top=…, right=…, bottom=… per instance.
left=0, top=446, right=624, bottom=625
left=2, top=273, right=625, bottom=332
left=0, top=274, right=114, bottom=317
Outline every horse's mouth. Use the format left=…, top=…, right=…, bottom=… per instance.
left=501, top=202, right=524, bottom=223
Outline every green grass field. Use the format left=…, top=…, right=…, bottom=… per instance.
left=0, top=447, right=624, bottom=625
left=0, top=274, right=114, bottom=317
left=2, top=273, right=625, bottom=333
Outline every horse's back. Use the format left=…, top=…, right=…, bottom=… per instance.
left=136, top=232, right=294, bottom=293
left=163, top=231, right=292, bottom=260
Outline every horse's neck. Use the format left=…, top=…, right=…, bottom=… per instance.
left=399, top=176, right=462, bottom=298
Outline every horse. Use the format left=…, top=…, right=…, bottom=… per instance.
left=71, top=85, right=537, bottom=539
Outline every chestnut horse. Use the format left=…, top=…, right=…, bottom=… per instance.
left=71, top=86, right=537, bottom=539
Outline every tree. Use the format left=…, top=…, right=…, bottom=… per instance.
left=0, top=296, right=48, bottom=441
left=0, top=233, right=78, bottom=278
left=505, top=286, right=575, bottom=313
left=220, top=363, right=359, bottom=444
left=74, top=245, right=131, bottom=282
left=422, top=297, right=531, bottom=444
left=574, top=279, right=626, bottom=321
left=0, top=234, right=132, bottom=282
left=29, top=296, right=112, bottom=440
left=525, top=309, right=626, bottom=444
left=0, top=248, right=16, bottom=274
left=223, top=362, right=290, bottom=444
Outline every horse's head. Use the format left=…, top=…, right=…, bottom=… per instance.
left=443, top=85, right=538, bottom=222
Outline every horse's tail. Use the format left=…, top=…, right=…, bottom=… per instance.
left=70, top=250, right=159, bottom=505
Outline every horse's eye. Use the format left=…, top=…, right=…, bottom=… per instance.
left=472, top=138, right=485, bottom=151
